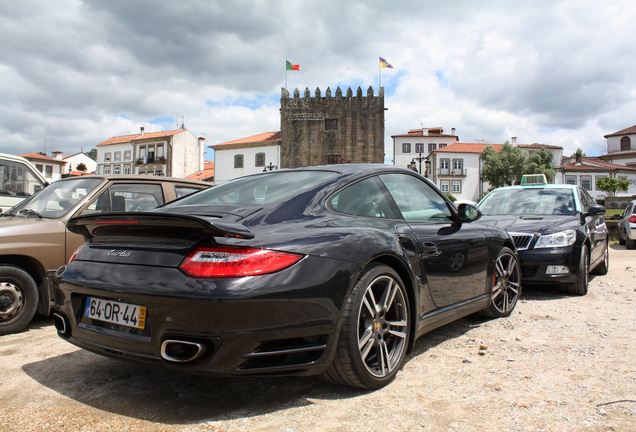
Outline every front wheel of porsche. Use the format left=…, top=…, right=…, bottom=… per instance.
left=479, top=247, right=521, bottom=319
left=321, top=264, right=411, bottom=389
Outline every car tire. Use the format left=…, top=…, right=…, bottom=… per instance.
left=567, top=246, right=589, bottom=296
left=591, top=242, right=609, bottom=275
left=479, top=247, right=521, bottom=319
left=321, top=264, right=410, bottom=389
left=618, top=228, right=626, bottom=246
left=627, top=237, right=636, bottom=250
left=0, top=266, right=39, bottom=335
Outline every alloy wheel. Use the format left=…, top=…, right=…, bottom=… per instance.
left=491, top=251, right=521, bottom=314
left=357, top=275, right=409, bottom=378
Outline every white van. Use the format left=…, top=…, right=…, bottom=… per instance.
left=0, top=153, right=48, bottom=212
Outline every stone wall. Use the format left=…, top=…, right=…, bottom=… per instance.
left=280, top=86, right=385, bottom=168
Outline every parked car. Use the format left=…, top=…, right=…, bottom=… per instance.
left=0, top=152, right=48, bottom=212
left=476, top=176, right=609, bottom=296
left=0, top=175, right=210, bottom=335
left=52, top=164, right=520, bottom=389
left=617, top=199, right=636, bottom=249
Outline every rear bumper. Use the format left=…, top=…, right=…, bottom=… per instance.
left=52, top=255, right=357, bottom=377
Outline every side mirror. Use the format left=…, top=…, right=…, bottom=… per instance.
left=585, top=204, right=606, bottom=216
left=457, top=203, right=482, bottom=223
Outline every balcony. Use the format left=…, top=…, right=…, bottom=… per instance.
left=438, top=168, right=467, bottom=177
left=136, top=156, right=167, bottom=165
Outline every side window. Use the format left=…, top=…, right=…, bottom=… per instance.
left=329, top=177, right=397, bottom=219
left=175, top=185, right=206, bottom=198
left=78, top=183, right=165, bottom=215
left=577, top=188, right=590, bottom=213
left=380, top=173, right=452, bottom=222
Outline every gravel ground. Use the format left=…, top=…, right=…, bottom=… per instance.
left=1, top=244, right=634, bottom=432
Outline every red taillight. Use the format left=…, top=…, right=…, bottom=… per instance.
left=629, top=215, right=636, bottom=224
left=179, top=246, right=304, bottom=278
left=68, top=244, right=87, bottom=264
left=94, top=219, right=139, bottom=225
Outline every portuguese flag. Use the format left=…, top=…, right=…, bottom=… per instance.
left=286, top=60, right=300, bottom=71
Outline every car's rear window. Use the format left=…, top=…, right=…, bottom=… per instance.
left=169, top=171, right=338, bottom=206
left=478, top=188, right=576, bottom=216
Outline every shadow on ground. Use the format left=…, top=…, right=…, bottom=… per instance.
left=21, top=285, right=569, bottom=425
left=22, top=348, right=359, bottom=424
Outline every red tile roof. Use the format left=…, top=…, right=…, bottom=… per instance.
left=97, top=129, right=186, bottom=146
left=516, top=143, right=563, bottom=150
left=185, top=161, right=214, bottom=181
left=562, top=157, right=636, bottom=172
left=212, top=131, right=281, bottom=147
left=19, top=152, right=66, bottom=164
left=604, top=124, right=636, bottom=138
left=391, top=127, right=457, bottom=139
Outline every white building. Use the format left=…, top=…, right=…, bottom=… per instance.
left=603, top=124, right=636, bottom=164
left=516, top=142, right=563, bottom=170
left=557, top=155, right=636, bottom=200
left=62, top=152, right=97, bottom=175
left=96, top=127, right=205, bottom=178
left=210, top=131, right=281, bottom=184
left=391, top=127, right=458, bottom=169
left=426, top=141, right=566, bottom=203
left=426, top=143, right=501, bottom=203
left=20, top=152, right=65, bottom=182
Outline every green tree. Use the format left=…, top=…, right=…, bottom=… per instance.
left=479, top=143, right=525, bottom=188
left=570, top=148, right=586, bottom=158
left=481, top=144, right=557, bottom=188
left=86, top=149, right=97, bottom=161
left=525, top=148, right=556, bottom=183
left=596, top=177, right=630, bottom=197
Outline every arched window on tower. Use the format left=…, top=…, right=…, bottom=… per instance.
left=621, top=136, right=631, bottom=151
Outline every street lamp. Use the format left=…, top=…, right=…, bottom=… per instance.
left=411, top=153, right=425, bottom=174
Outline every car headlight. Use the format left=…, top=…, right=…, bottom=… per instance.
left=535, top=229, right=577, bottom=248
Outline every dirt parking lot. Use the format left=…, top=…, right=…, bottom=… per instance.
left=1, top=245, right=635, bottom=432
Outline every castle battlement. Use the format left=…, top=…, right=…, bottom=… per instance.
left=280, top=85, right=385, bottom=168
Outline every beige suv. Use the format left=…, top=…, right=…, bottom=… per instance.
left=0, top=175, right=210, bottom=335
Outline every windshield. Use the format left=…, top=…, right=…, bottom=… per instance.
left=478, top=188, right=576, bottom=216
left=5, top=177, right=103, bottom=218
left=169, top=171, right=339, bottom=206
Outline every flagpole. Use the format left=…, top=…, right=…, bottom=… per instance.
left=378, top=58, right=381, bottom=88
left=285, top=59, right=288, bottom=90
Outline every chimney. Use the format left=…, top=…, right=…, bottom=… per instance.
left=451, top=128, right=456, bottom=136
left=511, top=137, right=517, bottom=145
left=140, top=126, right=145, bottom=136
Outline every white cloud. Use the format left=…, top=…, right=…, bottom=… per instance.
left=0, top=0, right=634, bottom=161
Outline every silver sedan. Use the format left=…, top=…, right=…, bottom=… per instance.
left=618, top=199, right=636, bottom=249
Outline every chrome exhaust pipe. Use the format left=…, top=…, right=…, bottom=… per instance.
left=52, top=313, right=68, bottom=335
left=161, top=339, right=206, bottom=363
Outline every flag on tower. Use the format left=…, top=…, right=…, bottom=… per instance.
left=286, top=60, right=300, bottom=71
left=379, top=57, right=393, bottom=68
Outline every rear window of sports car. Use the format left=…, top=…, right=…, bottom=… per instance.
left=170, top=171, right=338, bottom=205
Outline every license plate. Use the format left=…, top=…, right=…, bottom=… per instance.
left=84, top=296, right=147, bottom=329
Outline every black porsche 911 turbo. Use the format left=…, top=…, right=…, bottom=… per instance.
left=53, top=164, right=521, bottom=389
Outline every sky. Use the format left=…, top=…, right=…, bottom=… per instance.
left=1, top=0, right=634, bottom=163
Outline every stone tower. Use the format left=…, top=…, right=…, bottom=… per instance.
left=280, top=86, right=385, bottom=168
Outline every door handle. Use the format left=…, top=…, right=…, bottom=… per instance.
left=420, top=242, right=441, bottom=257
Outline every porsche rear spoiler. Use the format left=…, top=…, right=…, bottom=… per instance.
left=67, top=212, right=255, bottom=241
